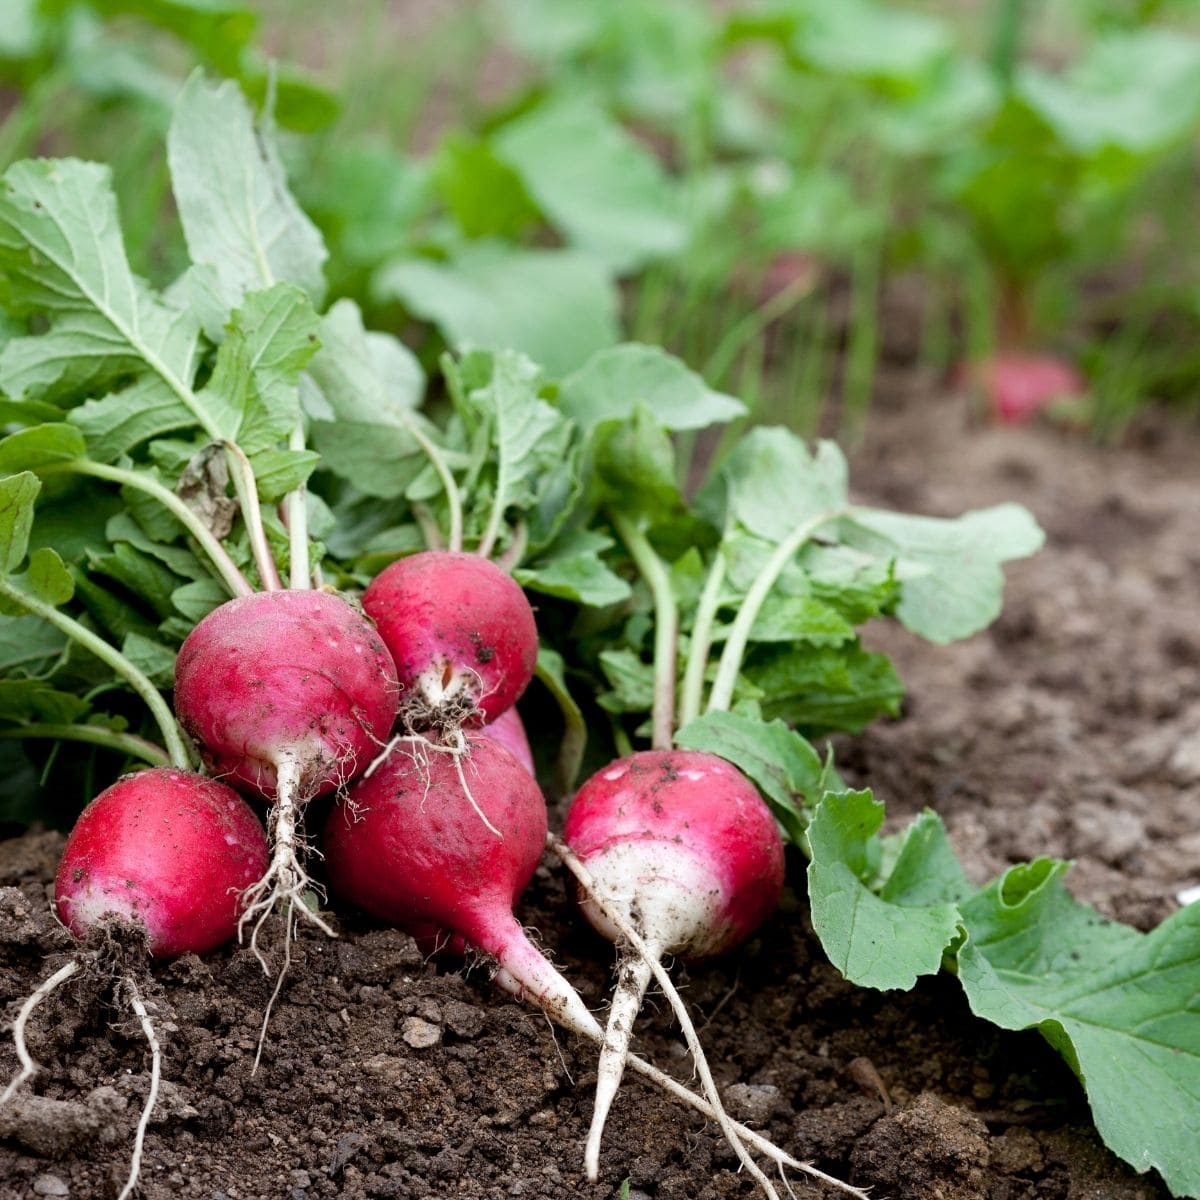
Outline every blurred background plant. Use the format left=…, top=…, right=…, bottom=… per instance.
left=4, top=0, right=1200, bottom=440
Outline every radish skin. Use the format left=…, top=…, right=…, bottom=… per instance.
left=174, top=589, right=399, bottom=956
left=362, top=552, right=538, bottom=729
left=482, top=707, right=535, bottom=775
left=562, top=750, right=785, bottom=1182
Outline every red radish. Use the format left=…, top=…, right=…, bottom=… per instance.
left=173, top=588, right=399, bottom=954
left=561, top=749, right=785, bottom=1182
left=965, top=353, right=1085, bottom=424
left=362, top=551, right=538, bottom=730
left=321, top=737, right=855, bottom=1198
left=55, top=768, right=269, bottom=957
left=4, top=768, right=268, bottom=1200
left=482, top=706, right=535, bottom=775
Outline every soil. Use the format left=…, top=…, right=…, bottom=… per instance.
left=2, top=382, right=1197, bottom=1200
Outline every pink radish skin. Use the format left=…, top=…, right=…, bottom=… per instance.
left=55, top=768, right=269, bottom=958
left=362, top=552, right=538, bottom=728
left=964, top=354, right=1085, bottom=424
left=323, top=733, right=595, bottom=1032
left=174, top=589, right=399, bottom=799
left=482, top=707, right=534, bottom=776
left=174, top=589, right=399, bottom=953
left=563, top=749, right=785, bottom=1180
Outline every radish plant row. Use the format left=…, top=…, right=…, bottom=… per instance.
left=0, top=73, right=1196, bottom=1199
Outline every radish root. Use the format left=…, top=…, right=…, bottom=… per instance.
left=116, top=977, right=161, bottom=1200
left=549, top=836, right=867, bottom=1199
left=0, top=959, right=80, bottom=1107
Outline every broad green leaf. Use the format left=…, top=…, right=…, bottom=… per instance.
left=494, top=96, right=688, bottom=272
left=0, top=615, right=67, bottom=677
left=558, top=343, right=745, bottom=432
left=597, top=647, right=655, bottom=714
left=843, top=503, right=1044, bottom=643
left=0, top=471, right=39, bottom=575
left=433, top=132, right=540, bottom=239
left=0, top=159, right=201, bottom=407
left=721, top=592, right=856, bottom=647
left=105, top=513, right=207, bottom=581
left=808, top=790, right=963, bottom=990
left=87, top=543, right=178, bottom=620
left=374, top=243, right=620, bottom=378
left=26, top=548, right=74, bottom=607
left=121, top=632, right=177, bottom=687
left=167, top=72, right=327, bottom=306
left=515, top=530, right=631, bottom=608
left=0, top=424, right=86, bottom=474
left=303, top=300, right=429, bottom=498
left=0, top=398, right=64, bottom=426
left=675, top=711, right=829, bottom=843
left=794, top=1, right=952, bottom=82
left=0, top=680, right=89, bottom=724
left=958, top=863, right=1200, bottom=1196
left=249, top=448, right=322, bottom=503
left=171, top=577, right=227, bottom=623
left=71, top=376, right=195, bottom=463
left=593, top=406, right=688, bottom=524
left=198, top=283, right=320, bottom=453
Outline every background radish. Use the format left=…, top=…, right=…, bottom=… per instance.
left=174, top=588, right=399, bottom=958
left=362, top=551, right=538, bottom=731
left=560, top=750, right=785, bottom=1182
left=482, top=706, right=535, bottom=775
left=322, top=734, right=859, bottom=1196
left=3, top=767, right=268, bottom=1200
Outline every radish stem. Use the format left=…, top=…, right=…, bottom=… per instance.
left=707, top=511, right=845, bottom=713
left=404, top=419, right=464, bottom=555
left=678, top=549, right=726, bottom=727
left=0, top=585, right=191, bottom=770
left=38, top=460, right=253, bottom=598
left=285, top=423, right=311, bottom=591
left=0, top=725, right=169, bottom=766
left=0, top=959, right=80, bottom=1107
left=223, top=441, right=282, bottom=591
left=610, top=513, right=677, bottom=751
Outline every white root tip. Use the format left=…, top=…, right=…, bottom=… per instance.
left=584, top=953, right=654, bottom=1181
left=0, top=959, right=81, bottom=1108
left=116, top=977, right=161, bottom=1200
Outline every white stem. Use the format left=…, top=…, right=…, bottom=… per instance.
left=285, top=423, right=311, bottom=591
left=0, top=959, right=80, bottom=1106
left=585, top=949, right=655, bottom=1181
left=550, top=838, right=777, bottom=1199
left=116, top=978, right=161, bottom=1200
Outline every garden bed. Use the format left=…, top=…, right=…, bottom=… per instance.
left=1, top=379, right=1192, bottom=1200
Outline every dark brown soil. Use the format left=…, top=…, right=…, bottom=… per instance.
left=2, top=383, right=1195, bottom=1200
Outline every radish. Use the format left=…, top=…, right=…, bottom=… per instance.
left=322, top=736, right=860, bottom=1197
left=174, top=588, right=399, bottom=958
left=560, top=750, right=785, bottom=1182
left=482, top=706, right=535, bottom=776
left=963, top=353, right=1085, bottom=424
left=361, top=551, right=538, bottom=732
left=2, top=767, right=268, bottom=1200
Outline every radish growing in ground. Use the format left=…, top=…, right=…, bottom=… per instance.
left=322, top=734, right=861, bottom=1198
left=2, top=767, right=268, bottom=1200
left=362, top=550, right=538, bottom=732
left=560, top=750, right=785, bottom=1180
left=174, top=588, right=399, bottom=960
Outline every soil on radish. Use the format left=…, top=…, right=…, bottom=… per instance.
left=1, top=382, right=1194, bottom=1199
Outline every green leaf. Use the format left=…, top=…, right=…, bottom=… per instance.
left=167, top=71, right=327, bottom=307
left=593, top=406, right=688, bottom=524
left=249, top=448, right=322, bottom=503
left=597, top=647, right=655, bottom=714
left=0, top=471, right=39, bottom=575
left=0, top=424, right=86, bottom=474
left=170, top=578, right=227, bottom=623
left=373, top=243, right=620, bottom=378
left=0, top=680, right=89, bottom=724
left=843, top=503, right=1044, bottom=643
left=727, top=592, right=856, bottom=647
left=433, top=132, right=540, bottom=239
left=121, top=632, right=177, bottom=687
left=0, top=159, right=201, bottom=406
left=87, top=543, right=178, bottom=620
left=70, top=376, right=196, bottom=463
left=958, top=863, right=1200, bottom=1196
left=808, top=790, right=963, bottom=990
left=794, top=1, right=952, bottom=83
left=0, top=615, right=67, bottom=677
left=198, top=283, right=320, bottom=454
left=25, top=548, right=74, bottom=607
left=558, top=343, right=745, bottom=433
left=675, top=710, right=830, bottom=844
left=303, top=300, right=429, bottom=498
left=516, top=530, right=632, bottom=608
left=493, top=95, right=688, bottom=272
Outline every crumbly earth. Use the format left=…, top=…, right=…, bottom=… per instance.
left=1, top=383, right=1193, bottom=1200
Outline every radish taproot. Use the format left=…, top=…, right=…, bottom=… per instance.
left=3, top=767, right=269, bottom=1200
left=362, top=551, right=538, bottom=731
left=559, top=749, right=785, bottom=1182
left=322, top=736, right=860, bottom=1197
left=174, top=588, right=400, bottom=955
